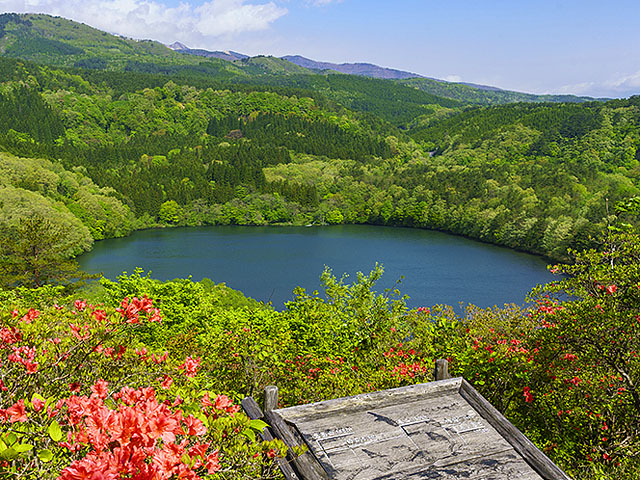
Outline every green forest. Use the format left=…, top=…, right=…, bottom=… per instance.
left=1, top=12, right=640, bottom=480
left=0, top=52, right=638, bottom=266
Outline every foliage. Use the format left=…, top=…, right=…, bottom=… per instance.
left=0, top=214, right=86, bottom=289
left=5, top=230, right=640, bottom=478
left=400, top=77, right=597, bottom=106
left=0, top=289, right=286, bottom=479
left=0, top=188, right=94, bottom=288
left=0, top=24, right=636, bottom=259
left=522, top=232, right=640, bottom=473
left=0, top=152, right=134, bottom=241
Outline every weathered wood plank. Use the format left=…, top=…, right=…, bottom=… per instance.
left=373, top=449, right=545, bottom=480
left=241, top=396, right=264, bottom=420
left=279, top=378, right=463, bottom=423
left=265, top=408, right=330, bottom=480
left=281, top=391, right=528, bottom=480
left=459, top=379, right=572, bottom=480
left=268, top=378, right=570, bottom=480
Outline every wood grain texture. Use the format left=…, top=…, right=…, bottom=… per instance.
left=266, top=408, right=330, bottom=480
left=434, top=358, right=451, bottom=381
left=271, top=379, right=571, bottom=480
left=265, top=385, right=279, bottom=412
left=241, top=396, right=263, bottom=420
left=459, top=379, right=572, bottom=480
left=279, top=378, right=463, bottom=423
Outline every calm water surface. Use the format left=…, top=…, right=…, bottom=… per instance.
left=78, top=225, right=555, bottom=309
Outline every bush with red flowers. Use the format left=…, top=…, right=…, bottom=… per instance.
left=0, top=287, right=285, bottom=479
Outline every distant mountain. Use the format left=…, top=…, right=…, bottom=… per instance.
left=161, top=43, right=600, bottom=105
left=167, top=42, right=188, bottom=50
left=263, top=54, right=599, bottom=104
left=281, top=55, right=599, bottom=104
left=168, top=43, right=249, bottom=62
left=280, top=55, right=424, bottom=80
left=0, top=13, right=600, bottom=108
left=399, top=77, right=600, bottom=105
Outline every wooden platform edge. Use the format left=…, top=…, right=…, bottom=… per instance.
left=264, top=407, right=330, bottom=480
left=240, top=396, right=300, bottom=480
left=458, top=379, right=573, bottom=480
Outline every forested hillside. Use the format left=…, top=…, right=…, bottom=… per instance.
left=0, top=13, right=461, bottom=127
left=400, top=76, right=599, bottom=105
left=0, top=56, right=638, bottom=261
left=0, top=13, right=637, bottom=265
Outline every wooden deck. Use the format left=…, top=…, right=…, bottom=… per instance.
left=247, top=376, right=571, bottom=480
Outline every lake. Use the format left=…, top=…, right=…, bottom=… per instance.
left=78, top=225, right=556, bottom=309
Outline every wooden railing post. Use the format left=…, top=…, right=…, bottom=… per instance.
left=263, top=385, right=328, bottom=480
left=265, top=385, right=278, bottom=411
left=434, top=358, right=450, bottom=381
left=240, top=395, right=300, bottom=480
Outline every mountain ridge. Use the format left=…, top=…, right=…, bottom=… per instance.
left=169, top=43, right=600, bottom=105
left=280, top=54, right=426, bottom=80
left=0, top=13, right=601, bottom=106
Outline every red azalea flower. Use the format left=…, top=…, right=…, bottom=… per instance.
left=6, top=400, right=27, bottom=423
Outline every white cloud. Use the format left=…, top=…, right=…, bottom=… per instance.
left=606, top=70, right=640, bottom=91
left=556, top=71, right=640, bottom=98
left=0, top=0, right=288, bottom=46
left=555, top=81, right=597, bottom=96
left=443, top=74, right=462, bottom=83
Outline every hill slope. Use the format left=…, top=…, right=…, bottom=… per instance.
left=399, top=77, right=599, bottom=105
left=0, top=13, right=463, bottom=126
left=0, top=13, right=637, bottom=261
left=0, top=13, right=180, bottom=68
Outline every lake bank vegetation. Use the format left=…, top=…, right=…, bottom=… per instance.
left=2, top=228, right=640, bottom=478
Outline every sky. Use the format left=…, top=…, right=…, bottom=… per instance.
left=0, top=0, right=639, bottom=98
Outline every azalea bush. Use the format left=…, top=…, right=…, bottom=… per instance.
left=195, top=267, right=438, bottom=407
left=0, top=288, right=286, bottom=479
left=514, top=232, right=640, bottom=477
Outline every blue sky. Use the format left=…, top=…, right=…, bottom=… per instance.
left=1, top=0, right=639, bottom=97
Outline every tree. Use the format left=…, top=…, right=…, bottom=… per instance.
left=159, top=200, right=183, bottom=224
left=524, top=231, right=640, bottom=470
left=325, top=208, right=344, bottom=225
left=0, top=212, right=92, bottom=288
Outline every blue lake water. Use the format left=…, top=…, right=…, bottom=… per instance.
left=78, top=225, right=556, bottom=309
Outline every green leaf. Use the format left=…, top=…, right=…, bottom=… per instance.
left=193, top=410, right=209, bottom=427
left=0, top=447, right=18, bottom=460
left=243, top=428, right=256, bottom=442
left=38, top=449, right=54, bottom=462
left=48, top=420, right=63, bottom=442
left=5, top=433, right=17, bottom=446
left=249, top=419, right=269, bottom=431
left=14, top=443, right=33, bottom=453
